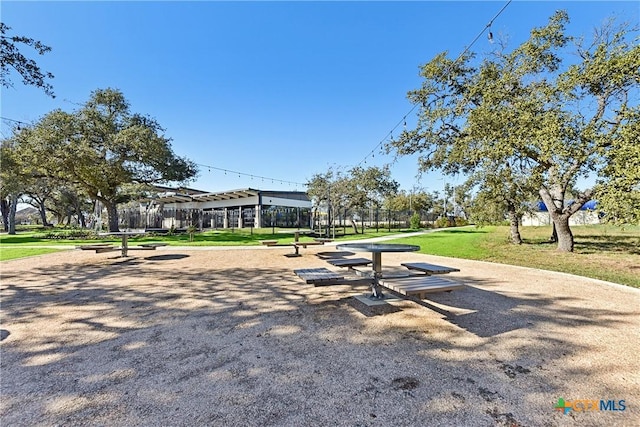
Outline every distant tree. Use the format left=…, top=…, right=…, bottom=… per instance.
left=0, top=139, right=23, bottom=233
left=389, top=11, right=640, bottom=251
left=384, top=189, right=435, bottom=215
left=21, top=88, right=198, bottom=231
left=308, top=165, right=399, bottom=234
left=347, top=165, right=399, bottom=233
left=24, top=177, right=56, bottom=227
left=307, top=168, right=346, bottom=233
left=0, top=23, right=54, bottom=97
left=595, top=108, right=640, bottom=224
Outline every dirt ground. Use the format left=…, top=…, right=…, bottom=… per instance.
left=1, top=244, right=639, bottom=426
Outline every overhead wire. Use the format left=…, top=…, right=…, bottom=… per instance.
left=195, top=162, right=307, bottom=188
left=2, top=2, right=512, bottom=189
left=355, top=0, right=512, bottom=168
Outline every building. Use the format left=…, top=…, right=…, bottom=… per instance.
left=521, top=200, right=601, bottom=226
left=120, top=187, right=312, bottom=230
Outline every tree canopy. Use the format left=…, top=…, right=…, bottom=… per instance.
left=307, top=165, right=399, bottom=233
left=0, top=23, right=54, bottom=97
left=12, top=88, right=198, bottom=231
left=389, top=11, right=640, bottom=251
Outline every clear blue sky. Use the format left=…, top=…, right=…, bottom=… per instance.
left=2, top=1, right=637, bottom=195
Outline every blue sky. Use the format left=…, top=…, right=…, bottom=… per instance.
left=2, top=1, right=638, bottom=195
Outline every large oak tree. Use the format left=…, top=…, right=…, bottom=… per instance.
left=19, top=88, right=198, bottom=231
left=389, top=11, right=639, bottom=252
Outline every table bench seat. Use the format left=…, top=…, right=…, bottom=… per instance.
left=380, top=276, right=464, bottom=299
left=326, top=257, right=372, bottom=268
left=93, top=246, right=120, bottom=253
left=139, top=243, right=169, bottom=248
left=77, top=243, right=113, bottom=249
left=401, top=262, right=460, bottom=275
left=293, top=241, right=324, bottom=248
left=260, top=240, right=279, bottom=246
left=316, top=251, right=355, bottom=260
left=294, top=268, right=345, bottom=286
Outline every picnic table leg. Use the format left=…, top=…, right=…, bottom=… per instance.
left=121, top=235, right=129, bottom=257
left=370, top=252, right=384, bottom=299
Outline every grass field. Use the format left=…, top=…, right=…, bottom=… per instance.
left=0, top=227, right=395, bottom=247
left=1, top=225, right=638, bottom=287
left=387, top=225, right=640, bottom=288
left=0, top=247, right=63, bottom=261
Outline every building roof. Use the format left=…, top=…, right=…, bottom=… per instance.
left=146, top=187, right=309, bottom=205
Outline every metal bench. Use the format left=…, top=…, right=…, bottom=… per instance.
left=287, top=241, right=325, bottom=257
left=139, top=243, right=169, bottom=248
left=316, top=251, right=355, bottom=260
left=401, top=262, right=460, bottom=275
left=293, top=268, right=345, bottom=286
left=77, top=244, right=119, bottom=252
left=326, top=257, right=372, bottom=268
left=380, top=275, right=465, bottom=299
left=313, top=238, right=333, bottom=243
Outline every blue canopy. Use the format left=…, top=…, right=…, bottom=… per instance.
left=536, top=200, right=598, bottom=212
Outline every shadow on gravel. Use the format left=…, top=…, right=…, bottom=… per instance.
left=1, top=257, right=638, bottom=426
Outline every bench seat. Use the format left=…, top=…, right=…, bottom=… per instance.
left=293, top=268, right=345, bottom=286
left=139, top=243, right=169, bottom=248
left=326, top=257, right=372, bottom=268
left=380, top=276, right=464, bottom=299
left=401, top=262, right=460, bottom=275
left=94, top=246, right=120, bottom=253
left=316, top=251, right=355, bottom=260
left=77, top=243, right=114, bottom=250
left=260, top=240, right=279, bottom=246
left=293, top=241, right=324, bottom=248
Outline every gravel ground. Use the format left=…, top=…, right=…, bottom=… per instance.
left=1, top=244, right=639, bottom=427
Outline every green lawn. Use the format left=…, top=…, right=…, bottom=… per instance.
left=386, top=225, right=640, bottom=288
left=0, top=227, right=403, bottom=247
left=0, top=247, right=64, bottom=261
left=2, top=225, right=638, bottom=288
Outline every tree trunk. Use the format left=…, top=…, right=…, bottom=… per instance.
left=8, top=194, right=18, bottom=235
left=78, top=211, right=86, bottom=228
left=507, top=207, right=522, bottom=245
left=539, top=185, right=587, bottom=253
left=553, top=214, right=574, bottom=252
left=105, top=202, right=120, bottom=232
left=1, top=199, right=9, bottom=232
left=549, top=223, right=558, bottom=242
left=37, top=200, right=51, bottom=227
left=350, top=217, right=359, bottom=234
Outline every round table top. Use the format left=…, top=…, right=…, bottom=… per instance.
left=336, top=243, right=420, bottom=253
left=277, top=229, right=314, bottom=234
left=99, top=231, right=145, bottom=236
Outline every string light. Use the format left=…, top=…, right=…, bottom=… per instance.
left=354, top=0, right=512, bottom=167
left=1, top=116, right=30, bottom=131
left=196, top=162, right=307, bottom=187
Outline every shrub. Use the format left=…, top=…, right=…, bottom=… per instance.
left=38, top=229, right=99, bottom=240
left=435, top=217, right=449, bottom=228
left=410, top=213, right=422, bottom=229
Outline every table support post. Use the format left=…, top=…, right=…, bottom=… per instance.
left=371, top=252, right=383, bottom=299
left=121, top=235, right=129, bottom=257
